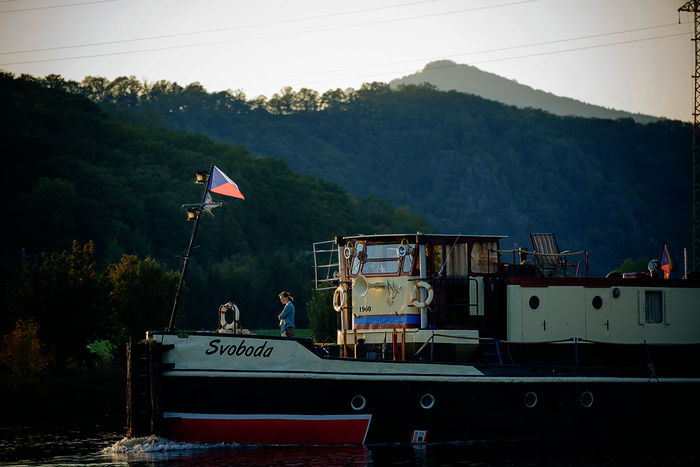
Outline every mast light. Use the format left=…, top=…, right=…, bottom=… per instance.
left=195, top=171, right=209, bottom=184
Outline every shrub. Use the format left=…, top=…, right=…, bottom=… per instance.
left=0, top=319, right=54, bottom=381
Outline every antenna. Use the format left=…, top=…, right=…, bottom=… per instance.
left=679, top=1, right=700, bottom=272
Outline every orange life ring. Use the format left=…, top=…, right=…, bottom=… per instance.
left=333, top=286, right=346, bottom=312
left=219, top=302, right=240, bottom=330
left=410, top=281, right=434, bottom=308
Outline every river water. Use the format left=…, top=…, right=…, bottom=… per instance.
left=0, top=426, right=697, bottom=466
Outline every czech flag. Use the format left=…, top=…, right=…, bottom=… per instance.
left=659, top=242, right=676, bottom=279
left=208, top=165, right=245, bottom=200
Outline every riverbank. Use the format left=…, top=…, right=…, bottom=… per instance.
left=0, top=329, right=314, bottom=430
left=0, top=364, right=126, bottom=430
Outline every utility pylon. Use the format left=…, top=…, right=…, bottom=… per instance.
left=679, top=0, right=700, bottom=272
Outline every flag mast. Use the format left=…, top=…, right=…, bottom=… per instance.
left=168, top=161, right=215, bottom=331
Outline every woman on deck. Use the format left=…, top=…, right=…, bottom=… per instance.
left=278, top=291, right=295, bottom=337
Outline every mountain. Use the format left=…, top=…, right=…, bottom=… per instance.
left=18, top=73, right=692, bottom=277
left=390, top=60, right=660, bottom=123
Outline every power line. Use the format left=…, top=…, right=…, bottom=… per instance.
left=254, top=31, right=687, bottom=92
left=469, top=32, right=688, bottom=65
left=201, top=24, right=687, bottom=88
left=0, top=0, right=539, bottom=65
left=0, top=0, right=116, bottom=13
left=0, top=0, right=441, bottom=55
left=0, top=30, right=686, bottom=112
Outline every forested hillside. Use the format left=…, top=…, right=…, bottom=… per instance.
left=43, top=73, right=691, bottom=276
left=0, top=72, right=434, bottom=339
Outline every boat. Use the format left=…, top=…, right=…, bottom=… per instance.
left=127, top=228, right=700, bottom=445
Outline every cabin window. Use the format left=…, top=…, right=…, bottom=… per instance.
left=362, top=260, right=399, bottom=275
left=446, top=244, right=469, bottom=278
left=360, top=243, right=402, bottom=275
left=431, top=245, right=444, bottom=274
left=645, top=291, right=663, bottom=323
left=365, top=243, right=400, bottom=259
left=351, top=242, right=364, bottom=275
left=402, top=252, right=414, bottom=273
left=471, top=241, right=498, bottom=274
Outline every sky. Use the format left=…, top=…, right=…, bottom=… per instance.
left=0, top=0, right=696, bottom=121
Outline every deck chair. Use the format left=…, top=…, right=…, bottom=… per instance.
left=529, top=233, right=570, bottom=277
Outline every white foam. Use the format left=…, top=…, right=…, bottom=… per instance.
left=102, top=435, right=237, bottom=453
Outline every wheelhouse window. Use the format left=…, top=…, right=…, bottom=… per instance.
left=365, top=243, right=400, bottom=260
left=349, top=242, right=414, bottom=276
left=362, top=243, right=401, bottom=275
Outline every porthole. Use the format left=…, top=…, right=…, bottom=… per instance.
left=524, top=391, right=538, bottom=408
left=351, top=394, right=366, bottom=411
left=529, top=296, right=540, bottom=310
left=420, top=393, right=435, bottom=409
left=580, top=391, right=594, bottom=408
left=592, top=296, right=603, bottom=310
left=612, top=287, right=621, bottom=299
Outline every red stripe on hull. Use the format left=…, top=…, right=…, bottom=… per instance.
left=165, top=416, right=371, bottom=445
left=354, top=324, right=418, bottom=329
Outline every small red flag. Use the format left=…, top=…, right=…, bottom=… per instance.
left=659, top=243, right=676, bottom=279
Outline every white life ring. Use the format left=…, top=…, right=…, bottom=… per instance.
left=219, top=302, right=240, bottom=330
left=333, top=286, right=347, bottom=312
left=410, top=281, right=434, bottom=308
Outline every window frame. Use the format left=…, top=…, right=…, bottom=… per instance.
left=350, top=241, right=415, bottom=277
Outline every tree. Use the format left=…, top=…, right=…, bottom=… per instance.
left=80, top=76, right=111, bottom=101
left=268, top=86, right=296, bottom=114
left=13, top=177, right=82, bottom=255
left=10, top=241, right=108, bottom=367
left=106, top=76, right=144, bottom=106
left=320, top=88, right=349, bottom=111
left=293, top=88, right=320, bottom=112
left=0, top=319, right=54, bottom=382
left=307, top=289, right=335, bottom=341
left=106, top=254, right=179, bottom=350
left=617, top=257, right=650, bottom=273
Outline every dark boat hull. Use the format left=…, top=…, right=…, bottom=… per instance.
left=127, top=333, right=700, bottom=445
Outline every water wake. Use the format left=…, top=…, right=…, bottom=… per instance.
left=102, top=435, right=234, bottom=453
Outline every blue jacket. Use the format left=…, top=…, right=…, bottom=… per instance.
left=279, top=302, right=295, bottom=331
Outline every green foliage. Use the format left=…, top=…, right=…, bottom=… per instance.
left=306, top=289, right=336, bottom=341
left=106, top=255, right=180, bottom=346
left=617, top=257, right=650, bottom=273
left=4, top=241, right=180, bottom=365
left=8, top=241, right=108, bottom=366
left=253, top=328, right=313, bottom=338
